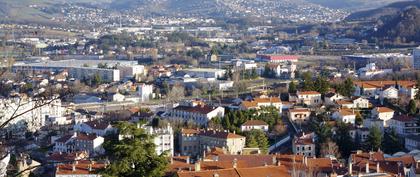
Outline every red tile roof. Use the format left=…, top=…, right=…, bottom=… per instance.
left=242, top=120, right=268, bottom=126
left=55, top=161, right=105, bottom=175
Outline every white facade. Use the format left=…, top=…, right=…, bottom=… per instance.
left=0, top=96, right=64, bottom=135
left=324, top=93, right=345, bottom=106
left=371, top=107, right=394, bottom=127
left=183, top=68, right=226, bottom=79
left=118, top=65, right=145, bottom=79
left=332, top=109, right=356, bottom=124
left=69, top=67, right=120, bottom=82
left=380, top=87, right=399, bottom=100
left=144, top=124, right=174, bottom=156
left=240, top=120, right=269, bottom=132
left=413, top=46, right=420, bottom=70
left=358, top=63, right=392, bottom=79
left=170, top=105, right=225, bottom=125
left=352, top=97, right=370, bottom=108
left=389, top=116, right=420, bottom=136
left=296, top=91, right=322, bottom=106
left=137, top=84, right=153, bottom=102
left=288, top=109, right=311, bottom=123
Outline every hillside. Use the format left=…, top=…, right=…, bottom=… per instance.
left=306, top=0, right=407, bottom=10
left=373, top=7, right=420, bottom=42
left=346, top=0, right=420, bottom=20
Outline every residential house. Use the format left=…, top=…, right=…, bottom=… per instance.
left=144, top=124, right=174, bottom=156
left=240, top=96, right=282, bottom=113
left=292, top=132, right=316, bottom=157
left=55, top=161, right=105, bottom=177
left=371, top=107, right=394, bottom=127
left=296, top=91, right=322, bottom=106
left=332, top=109, right=356, bottom=124
left=74, top=120, right=115, bottom=137
left=324, top=92, right=345, bottom=106
left=379, top=86, right=398, bottom=100
left=352, top=97, right=370, bottom=109
left=240, top=120, right=269, bottom=132
left=53, top=132, right=104, bottom=156
left=354, top=80, right=417, bottom=99
left=288, top=108, right=311, bottom=123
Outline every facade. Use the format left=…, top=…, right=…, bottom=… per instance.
left=358, top=63, right=392, bottom=79
left=144, top=124, right=174, bottom=156
left=379, top=86, right=399, bottom=100
left=354, top=80, right=417, bottom=99
left=182, top=68, right=226, bottom=79
left=256, top=54, right=299, bottom=63
left=288, top=108, right=311, bottom=123
left=389, top=115, right=420, bottom=136
left=296, top=91, right=322, bottom=106
left=413, top=46, right=420, bottom=70
left=69, top=67, right=120, bottom=82
left=53, top=132, right=104, bottom=156
left=324, top=93, right=345, bottom=106
left=371, top=107, right=394, bottom=127
left=240, top=96, right=282, bottom=113
left=137, top=84, right=154, bottom=102
left=332, top=109, right=356, bottom=124
left=405, top=135, right=420, bottom=151
left=179, top=129, right=246, bottom=156
left=352, top=97, right=370, bottom=109
left=170, top=104, right=225, bottom=125
left=292, top=132, right=316, bottom=157
left=0, top=95, right=64, bottom=137
left=240, top=120, right=269, bottom=132
left=74, top=120, right=114, bottom=137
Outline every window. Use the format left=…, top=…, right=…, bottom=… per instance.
left=308, top=146, right=311, bottom=150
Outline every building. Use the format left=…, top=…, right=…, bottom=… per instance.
left=240, top=96, right=282, bottom=113
left=179, top=129, right=246, bottom=156
left=137, top=84, right=154, bottom=102
left=324, top=92, right=345, bottom=106
left=53, top=132, right=104, bottom=156
left=256, top=54, right=299, bottom=63
left=357, top=63, right=392, bottom=79
left=352, top=97, right=370, bottom=109
left=288, top=108, right=311, bottom=123
left=0, top=95, right=64, bottom=138
left=389, top=115, right=420, bottom=136
left=354, top=80, right=417, bottom=99
left=74, top=120, right=114, bottom=137
left=405, top=135, right=420, bottom=151
left=295, top=91, right=322, bottom=106
left=182, top=68, right=226, bottom=79
left=144, top=124, right=174, bottom=156
left=170, top=103, right=225, bottom=125
left=332, top=109, right=356, bottom=124
left=379, top=86, right=399, bottom=100
left=55, top=161, right=105, bottom=177
left=292, top=132, right=316, bottom=157
left=240, top=120, right=269, bottom=132
left=413, top=46, right=420, bottom=70
left=262, top=62, right=296, bottom=79
left=371, top=107, right=394, bottom=127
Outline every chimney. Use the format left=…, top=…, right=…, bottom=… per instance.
left=186, top=156, right=190, bottom=164
left=233, top=158, right=238, bottom=168
left=366, top=162, right=369, bottom=174
left=272, top=156, right=277, bottom=165
left=88, top=164, right=92, bottom=172
left=72, top=163, right=76, bottom=172
left=348, top=161, right=352, bottom=175
left=376, top=162, right=380, bottom=173
left=57, top=166, right=60, bottom=173
left=277, top=160, right=281, bottom=166
left=303, top=156, right=308, bottom=166
left=170, top=157, right=173, bottom=164
left=195, top=161, right=201, bottom=172
left=213, top=173, right=220, bottom=177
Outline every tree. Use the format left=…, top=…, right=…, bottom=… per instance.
left=382, top=128, right=403, bottom=154
left=92, top=73, right=102, bottom=86
left=407, top=99, right=417, bottom=115
left=246, top=130, right=269, bottom=154
left=102, top=122, right=168, bottom=177
left=415, top=80, right=420, bottom=100
left=302, top=72, right=314, bottom=91
left=334, top=122, right=354, bottom=158
left=288, top=81, right=297, bottom=93
left=366, top=126, right=382, bottom=151
left=320, top=139, right=340, bottom=158
left=314, top=76, right=330, bottom=95
left=337, top=78, right=354, bottom=97
left=168, top=85, right=185, bottom=102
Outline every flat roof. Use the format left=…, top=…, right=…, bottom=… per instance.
left=14, top=59, right=139, bottom=68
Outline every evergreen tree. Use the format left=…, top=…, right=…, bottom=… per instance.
left=101, top=122, right=168, bottom=177
left=366, top=126, right=382, bottom=151
left=334, top=122, right=354, bottom=158
left=302, top=72, right=314, bottom=91
left=337, top=78, right=355, bottom=97
left=246, top=133, right=259, bottom=148
left=246, top=130, right=269, bottom=154
left=407, top=99, right=417, bottom=115
left=314, top=76, right=330, bottom=94
left=288, top=81, right=297, bottom=93
left=382, top=128, right=402, bottom=154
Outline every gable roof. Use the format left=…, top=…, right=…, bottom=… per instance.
left=199, top=130, right=245, bottom=139
left=242, top=120, right=268, bottom=126
left=374, top=107, right=395, bottom=113
left=297, top=91, right=321, bottom=95
left=84, top=120, right=111, bottom=130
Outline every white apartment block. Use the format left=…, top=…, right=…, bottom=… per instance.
left=144, top=124, right=174, bottom=156
left=137, top=84, right=154, bottom=102
left=170, top=104, right=225, bottom=125
left=296, top=91, right=322, bottom=106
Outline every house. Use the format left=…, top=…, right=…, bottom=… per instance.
left=296, top=91, right=322, bottom=106
left=47, top=151, right=89, bottom=166
left=74, top=120, right=115, bottom=137
left=363, top=119, right=384, bottom=132
left=352, top=97, right=370, bottom=108
left=332, top=109, right=356, bottom=124
left=288, top=108, right=311, bottom=123
left=241, top=120, right=269, bottom=132
left=53, top=132, right=104, bottom=156
left=112, top=93, right=125, bottom=102
left=336, top=100, right=354, bottom=109
left=179, top=129, right=246, bottom=156
left=137, top=83, right=153, bottom=102
left=371, top=107, right=394, bottom=127
left=389, top=115, right=420, bottom=136
left=379, top=86, right=398, bottom=100
left=292, top=132, right=316, bottom=157
left=170, top=103, right=225, bottom=125
left=55, top=160, right=105, bottom=177
left=324, top=92, right=345, bottom=106
left=354, top=80, right=417, bottom=99
left=240, top=96, right=282, bottom=113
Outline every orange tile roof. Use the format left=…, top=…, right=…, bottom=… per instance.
left=176, top=165, right=291, bottom=177
left=336, top=100, right=353, bottom=105
left=354, top=81, right=416, bottom=89
left=56, top=161, right=105, bottom=175
left=242, top=120, right=268, bottom=126
left=298, top=91, right=321, bottom=95
left=241, top=97, right=281, bottom=109
left=289, top=108, right=311, bottom=113
left=375, top=107, right=394, bottom=113
left=181, top=128, right=200, bottom=135
left=339, top=109, right=356, bottom=116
